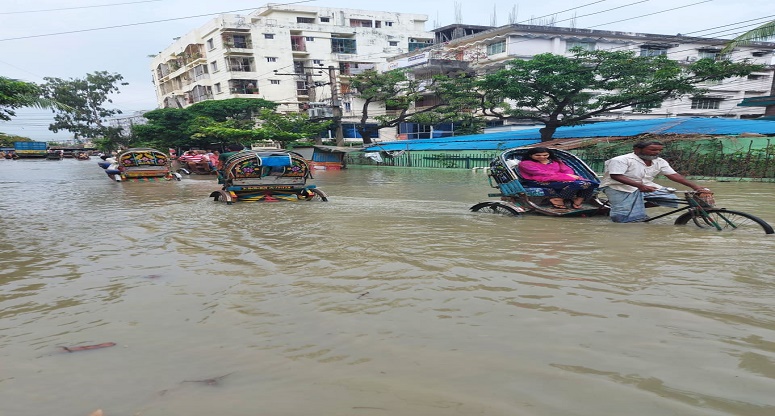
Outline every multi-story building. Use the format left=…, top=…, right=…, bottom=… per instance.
left=108, top=111, right=148, bottom=137
left=149, top=5, right=434, bottom=140
left=388, top=24, right=775, bottom=133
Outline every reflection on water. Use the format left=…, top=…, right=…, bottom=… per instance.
left=2, top=159, right=775, bottom=415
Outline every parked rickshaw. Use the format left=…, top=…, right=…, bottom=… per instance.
left=471, top=147, right=774, bottom=234
left=101, top=148, right=181, bottom=182
left=210, top=150, right=327, bottom=204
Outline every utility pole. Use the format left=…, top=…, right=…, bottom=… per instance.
left=328, top=65, right=345, bottom=147
left=305, top=70, right=316, bottom=103
left=274, top=65, right=343, bottom=146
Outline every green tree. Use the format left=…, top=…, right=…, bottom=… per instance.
left=42, top=71, right=126, bottom=143
left=131, top=108, right=196, bottom=149
left=721, top=20, right=775, bottom=54
left=349, top=69, right=482, bottom=144
left=1, top=77, right=66, bottom=121
left=133, top=99, right=329, bottom=150
left=478, top=49, right=763, bottom=141
left=0, top=132, right=33, bottom=147
left=187, top=98, right=277, bottom=127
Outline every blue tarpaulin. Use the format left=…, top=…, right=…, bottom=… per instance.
left=261, top=154, right=292, bottom=167
left=363, top=117, right=775, bottom=152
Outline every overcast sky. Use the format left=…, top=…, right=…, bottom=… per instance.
left=1, top=0, right=771, bottom=141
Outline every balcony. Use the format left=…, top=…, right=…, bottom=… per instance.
left=291, top=36, right=308, bottom=54
left=224, top=43, right=253, bottom=55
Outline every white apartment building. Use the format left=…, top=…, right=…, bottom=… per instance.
left=388, top=24, right=775, bottom=125
left=149, top=4, right=434, bottom=139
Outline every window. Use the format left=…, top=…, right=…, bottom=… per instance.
left=270, top=80, right=281, bottom=85
left=231, top=35, right=249, bottom=49
left=193, top=65, right=208, bottom=77
left=344, top=102, right=351, bottom=112
left=266, top=57, right=277, bottom=62
left=291, top=36, right=306, bottom=52
left=633, top=101, right=662, bottom=112
left=640, top=46, right=668, bottom=57
left=214, top=83, right=222, bottom=94
left=210, top=60, right=218, bottom=72
left=566, top=41, right=595, bottom=51
left=385, top=21, right=393, bottom=26
left=748, top=74, right=767, bottom=80
left=229, top=57, right=254, bottom=72
left=297, top=17, right=315, bottom=24
left=306, top=36, right=315, bottom=42
left=389, top=41, right=399, bottom=47
left=296, top=80, right=308, bottom=95
left=331, top=38, right=357, bottom=54
left=206, top=38, right=214, bottom=50
left=319, top=17, right=330, bottom=23
left=408, top=38, right=433, bottom=52
left=313, top=59, right=323, bottom=65
left=691, top=98, right=722, bottom=110
left=698, top=49, right=726, bottom=60
left=350, top=19, right=373, bottom=28
left=486, top=41, right=506, bottom=55
left=264, top=33, right=274, bottom=39
left=229, top=79, right=257, bottom=94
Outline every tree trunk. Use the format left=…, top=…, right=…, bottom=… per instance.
left=539, top=125, right=557, bottom=142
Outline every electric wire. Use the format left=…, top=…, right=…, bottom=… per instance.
left=4, top=1, right=773, bottom=133
left=0, top=0, right=164, bottom=15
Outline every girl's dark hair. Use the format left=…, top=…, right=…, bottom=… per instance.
left=524, top=147, right=557, bottom=161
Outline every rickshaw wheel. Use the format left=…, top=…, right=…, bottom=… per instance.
left=470, top=202, right=522, bottom=217
left=674, top=209, right=774, bottom=234
left=300, top=188, right=328, bottom=202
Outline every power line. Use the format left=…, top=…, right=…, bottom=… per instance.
left=0, top=0, right=317, bottom=42
left=0, top=0, right=164, bottom=15
left=514, top=0, right=610, bottom=25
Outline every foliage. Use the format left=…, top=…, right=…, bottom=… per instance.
left=721, top=20, right=775, bottom=54
left=132, top=99, right=328, bottom=150
left=131, top=108, right=197, bottom=149
left=187, top=98, right=277, bottom=126
left=0, top=77, right=41, bottom=121
left=477, top=49, right=763, bottom=141
left=0, top=77, right=67, bottom=122
left=349, top=69, right=482, bottom=144
left=41, top=71, right=127, bottom=144
left=0, top=132, right=33, bottom=147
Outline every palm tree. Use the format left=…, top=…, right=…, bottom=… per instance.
left=1, top=77, right=69, bottom=121
left=721, top=20, right=775, bottom=54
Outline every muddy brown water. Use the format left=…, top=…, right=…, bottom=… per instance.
left=2, top=158, right=775, bottom=416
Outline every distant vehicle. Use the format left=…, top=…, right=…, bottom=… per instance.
left=100, top=148, right=181, bottom=182
left=46, top=150, right=63, bottom=160
left=14, top=141, right=47, bottom=158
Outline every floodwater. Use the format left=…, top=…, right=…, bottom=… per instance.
left=2, top=158, right=775, bottom=416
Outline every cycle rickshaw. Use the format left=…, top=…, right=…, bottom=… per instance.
left=209, top=150, right=328, bottom=204
left=470, top=147, right=774, bottom=234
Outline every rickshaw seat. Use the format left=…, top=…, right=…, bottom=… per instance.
left=501, top=156, right=598, bottom=197
left=501, top=159, right=551, bottom=197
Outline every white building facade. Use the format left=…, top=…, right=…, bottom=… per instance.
left=149, top=5, right=434, bottom=140
left=389, top=24, right=775, bottom=123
